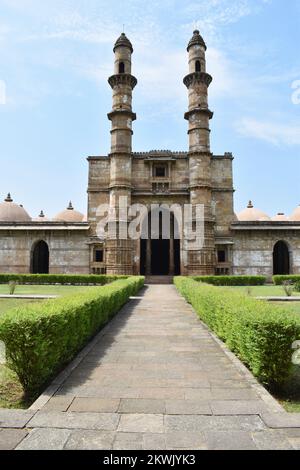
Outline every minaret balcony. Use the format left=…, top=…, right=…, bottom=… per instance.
left=183, top=71, right=212, bottom=89
left=108, top=74, right=137, bottom=90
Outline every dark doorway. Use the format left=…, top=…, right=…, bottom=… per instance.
left=140, top=210, right=181, bottom=275
left=273, top=241, right=290, bottom=275
left=151, top=239, right=170, bottom=275
left=31, top=241, right=49, bottom=274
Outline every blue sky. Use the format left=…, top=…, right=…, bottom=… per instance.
left=0, top=0, right=299, bottom=218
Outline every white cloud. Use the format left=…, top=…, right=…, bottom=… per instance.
left=236, top=117, right=300, bottom=146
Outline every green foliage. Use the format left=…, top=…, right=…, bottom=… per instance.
left=8, top=281, right=18, bottom=295
left=174, top=276, right=300, bottom=387
left=273, top=275, right=300, bottom=286
left=294, top=282, right=300, bottom=293
left=191, top=275, right=266, bottom=286
left=0, top=277, right=144, bottom=397
left=0, top=273, right=128, bottom=286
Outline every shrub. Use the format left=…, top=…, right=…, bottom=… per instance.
left=0, top=276, right=144, bottom=397
left=282, top=281, right=294, bottom=297
left=0, top=273, right=128, bottom=286
left=174, top=276, right=300, bottom=387
left=273, top=275, right=300, bottom=286
left=191, top=275, right=266, bottom=286
left=8, top=281, right=18, bottom=295
left=294, top=282, right=300, bottom=293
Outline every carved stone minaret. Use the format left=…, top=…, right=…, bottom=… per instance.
left=106, top=33, right=137, bottom=274
left=184, top=30, right=215, bottom=275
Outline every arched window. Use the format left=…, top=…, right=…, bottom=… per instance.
left=273, top=241, right=290, bottom=275
left=31, top=241, right=49, bottom=274
left=195, top=60, right=201, bottom=72
left=119, top=62, right=125, bottom=74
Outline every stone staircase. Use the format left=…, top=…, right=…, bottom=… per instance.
left=145, top=275, right=174, bottom=285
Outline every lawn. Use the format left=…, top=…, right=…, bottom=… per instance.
left=225, top=285, right=300, bottom=297
left=0, top=298, right=42, bottom=315
left=273, top=366, right=300, bottom=413
left=0, top=284, right=99, bottom=296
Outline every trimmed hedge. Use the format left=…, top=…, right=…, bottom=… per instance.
left=175, top=276, right=300, bottom=387
left=0, top=276, right=144, bottom=397
left=191, top=275, right=266, bottom=286
left=0, top=273, right=128, bottom=285
left=273, top=275, right=300, bottom=286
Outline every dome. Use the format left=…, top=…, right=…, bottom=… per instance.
left=290, top=205, right=300, bottom=221
left=187, top=30, right=207, bottom=51
left=237, top=201, right=271, bottom=222
left=113, top=33, right=133, bottom=53
left=272, top=213, right=290, bottom=222
left=0, top=193, right=31, bottom=222
left=53, top=202, right=84, bottom=222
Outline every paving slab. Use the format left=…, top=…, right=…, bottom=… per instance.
left=12, top=284, right=295, bottom=450
left=0, top=429, right=28, bottom=450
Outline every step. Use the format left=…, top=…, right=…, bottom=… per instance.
left=145, top=276, right=174, bottom=285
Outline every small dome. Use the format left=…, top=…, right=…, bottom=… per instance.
left=113, top=33, right=133, bottom=53
left=0, top=193, right=31, bottom=222
left=187, top=30, right=207, bottom=51
left=237, top=201, right=271, bottom=222
left=34, top=210, right=49, bottom=222
left=272, top=213, right=290, bottom=222
left=53, top=202, right=84, bottom=222
left=290, top=205, right=300, bottom=221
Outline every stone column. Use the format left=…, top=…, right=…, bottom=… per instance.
left=146, top=238, right=151, bottom=275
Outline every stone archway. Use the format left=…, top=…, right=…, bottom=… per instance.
left=140, top=207, right=181, bottom=276
left=273, top=241, right=290, bottom=275
left=31, top=240, right=49, bottom=274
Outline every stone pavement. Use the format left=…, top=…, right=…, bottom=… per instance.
left=1, top=285, right=300, bottom=450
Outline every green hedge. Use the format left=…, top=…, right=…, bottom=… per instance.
left=175, top=277, right=300, bottom=387
left=273, top=275, right=300, bottom=285
left=191, top=275, right=266, bottom=286
left=0, top=273, right=128, bottom=285
left=0, top=276, right=144, bottom=397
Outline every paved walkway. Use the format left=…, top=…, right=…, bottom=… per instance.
left=1, top=285, right=300, bottom=450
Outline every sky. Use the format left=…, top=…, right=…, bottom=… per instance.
left=0, top=0, right=299, bottom=218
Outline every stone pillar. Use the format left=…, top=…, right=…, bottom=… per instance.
left=183, top=30, right=215, bottom=275
left=146, top=238, right=151, bottom=275
left=106, top=33, right=137, bottom=275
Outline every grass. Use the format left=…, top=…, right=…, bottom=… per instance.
left=272, top=366, right=300, bottom=413
left=0, top=364, right=27, bottom=408
left=225, top=285, right=300, bottom=297
left=0, top=284, right=98, bottom=296
left=0, top=298, right=42, bottom=315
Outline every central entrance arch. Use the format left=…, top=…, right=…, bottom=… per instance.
left=273, top=241, right=290, bottom=275
left=140, top=207, right=181, bottom=276
left=31, top=240, right=49, bottom=274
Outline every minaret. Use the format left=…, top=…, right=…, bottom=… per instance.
left=183, top=30, right=215, bottom=275
left=106, top=33, right=137, bottom=274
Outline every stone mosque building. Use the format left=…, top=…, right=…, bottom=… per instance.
left=0, top=31, right=299, bottom=278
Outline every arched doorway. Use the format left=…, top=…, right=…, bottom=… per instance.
left=140, top=208, right=181, bottom=276
left=273, top=241, right=290, bottom=275
left=31, top=241, right=49, bottom=274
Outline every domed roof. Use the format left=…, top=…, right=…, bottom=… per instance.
left=272, top=213, right=290, bottom=222
left=34, top=210, right=49, bottom=222
left=0, top=193, right=31, bottom=222
left=53, top=202, right=84, bottom=222
left=290, top=205, right=300, bottom=221
left=113, top=33, right=133, bottom=53
left=237, top=201, right=271, bottom=222
left=187, top=30, right=207, bottom=51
